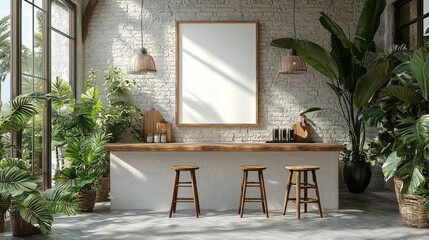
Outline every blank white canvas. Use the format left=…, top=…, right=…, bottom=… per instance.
left=177, top=22, right=257, bottom=125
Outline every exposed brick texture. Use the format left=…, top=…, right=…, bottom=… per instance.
left=83, top=0, right=394, bottom=189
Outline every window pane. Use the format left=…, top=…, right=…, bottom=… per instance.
left=398, top=0, right=418, bottom=25
left=424, top=0, right=429, bottom=15
left=0, top=0, right=11, bottom=114
left=21, top=75, right=43, bottom=175
left=398, top=23, right=419, bottom=51
left=34, top=0, right=45, bottom=10
left=52, top=0, right=70, bottom=35
left=22, top=1, right=33, bottom=75
left=51, top=30, right=70, bottom=83
left=34, top=9, right=45, bottom=77
left=424, top=17, right=429, bottom=36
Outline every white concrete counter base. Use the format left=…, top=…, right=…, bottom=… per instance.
left=110, top=151, right=339, bottom=211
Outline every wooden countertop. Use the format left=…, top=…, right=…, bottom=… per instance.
left=104, top=143, right=343, bottom=152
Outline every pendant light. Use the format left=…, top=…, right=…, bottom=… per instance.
left=128, top=0, right=156, bottom=74
left=279, top=0, right=307, bottom=74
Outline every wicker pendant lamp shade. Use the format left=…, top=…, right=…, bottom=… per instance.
left=128, top=49, right=156, bottom=73
left=279, top=49, right=307, bottom=74
left=128, top=0, right=156, bottom=74
left=279, top=0, right=307, bottom=74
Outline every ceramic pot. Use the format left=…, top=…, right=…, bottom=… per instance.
left=342, top=162, right=372, bottom=193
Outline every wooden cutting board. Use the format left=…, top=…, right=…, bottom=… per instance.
left=142, top=107, right=162, bottom=140
left=156, top=119, right=172, bottom=142
left=292, top=117, right=311, bottom=142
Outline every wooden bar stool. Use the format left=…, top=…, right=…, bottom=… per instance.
left=238, top=166, right=269, bottom=218
left=169, top=166, right=200, bottom=218
left=283, top=165, right=323, bottom=219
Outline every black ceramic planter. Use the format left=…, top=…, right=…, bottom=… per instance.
left=342, top=162, right=372, bottom=193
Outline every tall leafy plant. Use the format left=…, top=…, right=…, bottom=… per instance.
left=270, top=0, right=387, bottom=162
left=98, top=65, right=143, bottom=143
left=356, top=40, right=429, bottom=212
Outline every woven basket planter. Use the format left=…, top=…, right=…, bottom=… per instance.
left=96, top=176, right=110, bottom=202
left=394, top=175, right=429, bottom=228
left=1, top=197, right=11, bottom=233
left=76, top=191, right=97, bottom=212
left=10, top=210, right=41, bottom=236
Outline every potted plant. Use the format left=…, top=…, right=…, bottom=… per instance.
left=0, top=158, right=80, bottom=235
left=270, top=0, right=386, bottom=192
left=54, top=131, right=110, bottom=212
left=355, top=40, right=429, bottom=227
left=95, top=64, right=143, bottom=202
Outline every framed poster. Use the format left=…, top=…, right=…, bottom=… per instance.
left=176, top=21, right=258, bottom=126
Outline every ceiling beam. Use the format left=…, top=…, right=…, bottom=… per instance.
left=82, top=0, right=98, bottom=43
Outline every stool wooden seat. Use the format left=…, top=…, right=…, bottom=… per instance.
left=285, top=165, right=320, bottom=171
left=169, top=166, right=200, bottom=218
left=238, top=166, right=269, bottom=218
left=170, top=166, right=200, bottom=171
left=283, top=165, right=322, bottom=219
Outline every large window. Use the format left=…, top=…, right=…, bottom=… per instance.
left=2, top=0, right=76, bottom=189
left=51, top=0, right=76, bottom=92
left=395, top=0, right=429, bottom=50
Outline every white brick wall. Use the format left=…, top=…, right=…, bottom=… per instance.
left=83, top=0, right=394, bottom=188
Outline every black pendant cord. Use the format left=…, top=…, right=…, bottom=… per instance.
left=293, top=0, right=296, bottom=40
left=141, top=0, right=146, bottom=53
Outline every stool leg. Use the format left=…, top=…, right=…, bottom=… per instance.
left=312, top=170, right=323, bottom=218
left=282, top=170, right=293, bottom=215
left=172, top=171, right=180, bottom=213
left=259, top=170, right=269, bottom=218
left=304, top=171, right=308, bottom=213
left=258, top=170, right=265, bottom=214
left=240, top=170, right=248, bottom=218
left=238, top=170, right=245, bottom=214
left=190, top=170, right=199, bottom=218
left=191, top=169, right=201, bottom=214
left=169, top=170, right=180, bottom=218
left=296, top=171, right=301, bottom=220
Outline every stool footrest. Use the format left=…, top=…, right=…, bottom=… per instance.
left=291, top=183, right=316, bottom=189
left=246, top=184, right=262, bottom=187
left=178, top=181, right=191, bottom=184
left=288, top=198, right=318, bottom=203
left=245, top=198, right=264, bottom=202
left=175, top=197, right=195, bottom=203
left=176, top=184, right=192, bottom=187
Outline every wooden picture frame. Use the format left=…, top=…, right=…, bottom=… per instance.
left=175, top=21, right=259, bottom=127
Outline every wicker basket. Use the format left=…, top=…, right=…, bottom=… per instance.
left=76, top=191, right=97, bottom=212
left=394, top=175, right=429, bottom=228
left=96, top=176, right=110, bottom=202
left=10, top=210, right=41, bottom=236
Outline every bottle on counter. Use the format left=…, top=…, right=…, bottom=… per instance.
left=161, top=133, right=167, bottom=143
left=146, top=132, right=153, bottom=143
left=154, top=133, right=161, bottom=143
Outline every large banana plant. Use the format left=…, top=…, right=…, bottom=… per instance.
left=0, top=158, right=79, bottom=234
left=270, top=0, right=386, bottom=162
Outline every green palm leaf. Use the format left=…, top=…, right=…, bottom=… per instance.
left=353, top=60, right=396, bottom=108
left=0, top=167, right=37, bottom=193
left=41, top=188, right=80, bottom=216
left=17, top=194, right=53, bottom=234
left=410, top=46, right=429, bottom=100
left=383, top=85, right=423, bottom=104
left=354, top=0, right=386, bottom=53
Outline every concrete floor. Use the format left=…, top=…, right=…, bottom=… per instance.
left=2, top=191, right=429, bottom=240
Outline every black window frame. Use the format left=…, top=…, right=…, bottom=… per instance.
left=394, top=0, right=429, bottom=49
